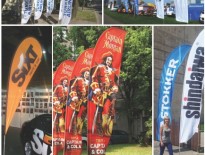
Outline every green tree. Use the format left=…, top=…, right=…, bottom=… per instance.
left=53, top=26, right=108, bottom=70
left=120, top=26, right=152, bottom=145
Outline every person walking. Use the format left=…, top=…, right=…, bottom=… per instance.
left=160, top=116, right=173, bottom=155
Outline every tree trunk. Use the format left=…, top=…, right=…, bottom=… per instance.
left=73, top=0, right=79, bottom=19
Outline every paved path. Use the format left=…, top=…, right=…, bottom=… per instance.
left=154, top=141, right=204, bottom=155
left=2, top=6, right=101, bottom=24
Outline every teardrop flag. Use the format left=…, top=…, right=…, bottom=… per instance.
left=53, top=60, right=75, bottom=155
left=156, top=44, right=191, bottom=141
left=64, top=48, right=94, bottom=155
left=5, top=37, right=43, bottom=134
left=180, top=29, right=204, bottom=143
left=87, top=27, right=127, bottom=155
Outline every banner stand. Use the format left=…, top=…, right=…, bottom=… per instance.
left=178, top=117, right=181, bottom=155
left=3, top=134, right=6, bottom=155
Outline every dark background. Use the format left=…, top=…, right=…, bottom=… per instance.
left=2, top=26, right=52, bottom=89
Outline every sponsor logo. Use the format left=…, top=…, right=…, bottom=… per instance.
left=160, top=59, right=179, bottom=124
left=31, top=128, right=52, bottom=155
left=12, top=45, right=38, bottom=87
left=183, top=47, right=204, bottom=118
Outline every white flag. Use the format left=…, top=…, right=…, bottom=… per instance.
left=34, top=0, right=44, bottom=20
left=21, top=0, right=33, bottom=24
left=59, top=0, right=73, bottom=24
left=174, top=0, right=188, bottom=23
left=155, top=0, right=164, bottom=19
left=46, top=0, right=54, bottom=17
left=180, top=29, right=204, bottom=143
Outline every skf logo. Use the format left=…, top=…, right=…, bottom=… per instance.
left=10, top=37, right=42, bottom=87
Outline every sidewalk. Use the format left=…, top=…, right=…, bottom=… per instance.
left=2, top=7, right=101, bottom=24
left=154, top=141, right=204, bottom=155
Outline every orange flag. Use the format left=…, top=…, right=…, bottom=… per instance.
left=5, top=37, right=43, bottom=134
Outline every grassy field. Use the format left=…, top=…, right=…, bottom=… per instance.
left=59, top=144, right=151, bottom=155
left=75, top=8, right=96, bottom=22
left=104, top=8, right=200, bottom=24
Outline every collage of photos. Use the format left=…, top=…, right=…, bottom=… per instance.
left=0, top=0, right=204, bottom=155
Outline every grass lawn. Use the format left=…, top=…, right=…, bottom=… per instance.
left=58, top=144, right=151, bottom=155
left=75, top=8, right=96, bottom=22
left=104, top=8, right=200, bottom=24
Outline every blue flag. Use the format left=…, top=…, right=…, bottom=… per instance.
left=156, top=44, right=191, bottom=141
left=134, top=0, right=138, bottom=15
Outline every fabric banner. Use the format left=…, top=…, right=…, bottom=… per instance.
left=155, top=0, right=164, bottom=19
left=59, top=0, right=73, bottom=24
left=156, top=45, right=191, bottom=141
left=134, top=0, right=138, bottom=15
left=124, top=0, right=129, bottom=13
left=46, top=0, right=54, bottom=17
left=53, top=60, right=75, bottom=155
left=53, top=60, right=75, bottom=87
left=5, top=37, right=42, bottom=134
left=174, top=0, right=188, bottom=23
left=180, top=29, right=204, bottom=143
left=34, top=0, right=44, bottom=20
left=21, top=0, right=33, bottom=24
left=87, top=27, right=126, bottom=155
left=64, top=48, right=94, bottom=155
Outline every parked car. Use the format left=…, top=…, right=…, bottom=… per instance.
left=20, top=114, right=52, bottom=155
left=199, top=11, right=204, bottom=24
left=109, top=130, right=129, bottom=144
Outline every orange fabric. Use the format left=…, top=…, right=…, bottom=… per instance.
left=5, top=37, right=42, bottom=134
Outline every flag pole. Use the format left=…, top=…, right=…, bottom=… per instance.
left=3, top=134, right=6, bottom=155
left=178, top=117, right=180, bottom=155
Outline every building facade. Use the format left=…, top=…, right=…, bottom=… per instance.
left=2, top=88, right=52, bottom=128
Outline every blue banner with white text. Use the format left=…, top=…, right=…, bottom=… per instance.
left=156, top=44, right=191, bottom=141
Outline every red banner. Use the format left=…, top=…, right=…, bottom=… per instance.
left=53, top=60, right=75, bottom=155
left=5, top=37, right=42, bottom=134
left=64, top=48, right=94, bottom=155
left=53, top=60, right=75, bottom=87
left=87, top=27, right=127, bottom=155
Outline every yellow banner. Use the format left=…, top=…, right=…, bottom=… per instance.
left=5, top=37, right=42, bottom=134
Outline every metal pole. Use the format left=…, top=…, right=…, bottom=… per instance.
left=3, top=135, right=6, bottom=155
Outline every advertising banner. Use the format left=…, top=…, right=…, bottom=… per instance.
left=134, top=0, right=138, bottom=15
left=124, top=0, right=129, bottom=13
left=87, top=27, right=126, bottom=155
left=174, top=0, right=188, bottom=23
left=53, top=60, right=75, bottom=155
left=21, top=0, right=33, bottom=24
left=5, top=37, right=42, bottom=134
left=46, top=0, right=54, bottom=17
left=156, top=45, right=191, bottom=141
left=155, top=0, right=164, bottom=19
left=34, top=0, right=44, bottom=20
left=64, top=48, right=94, bottom=155
left=59, top=0, right=73, bottom=24
left=180, top=29, right=204, bottom=143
